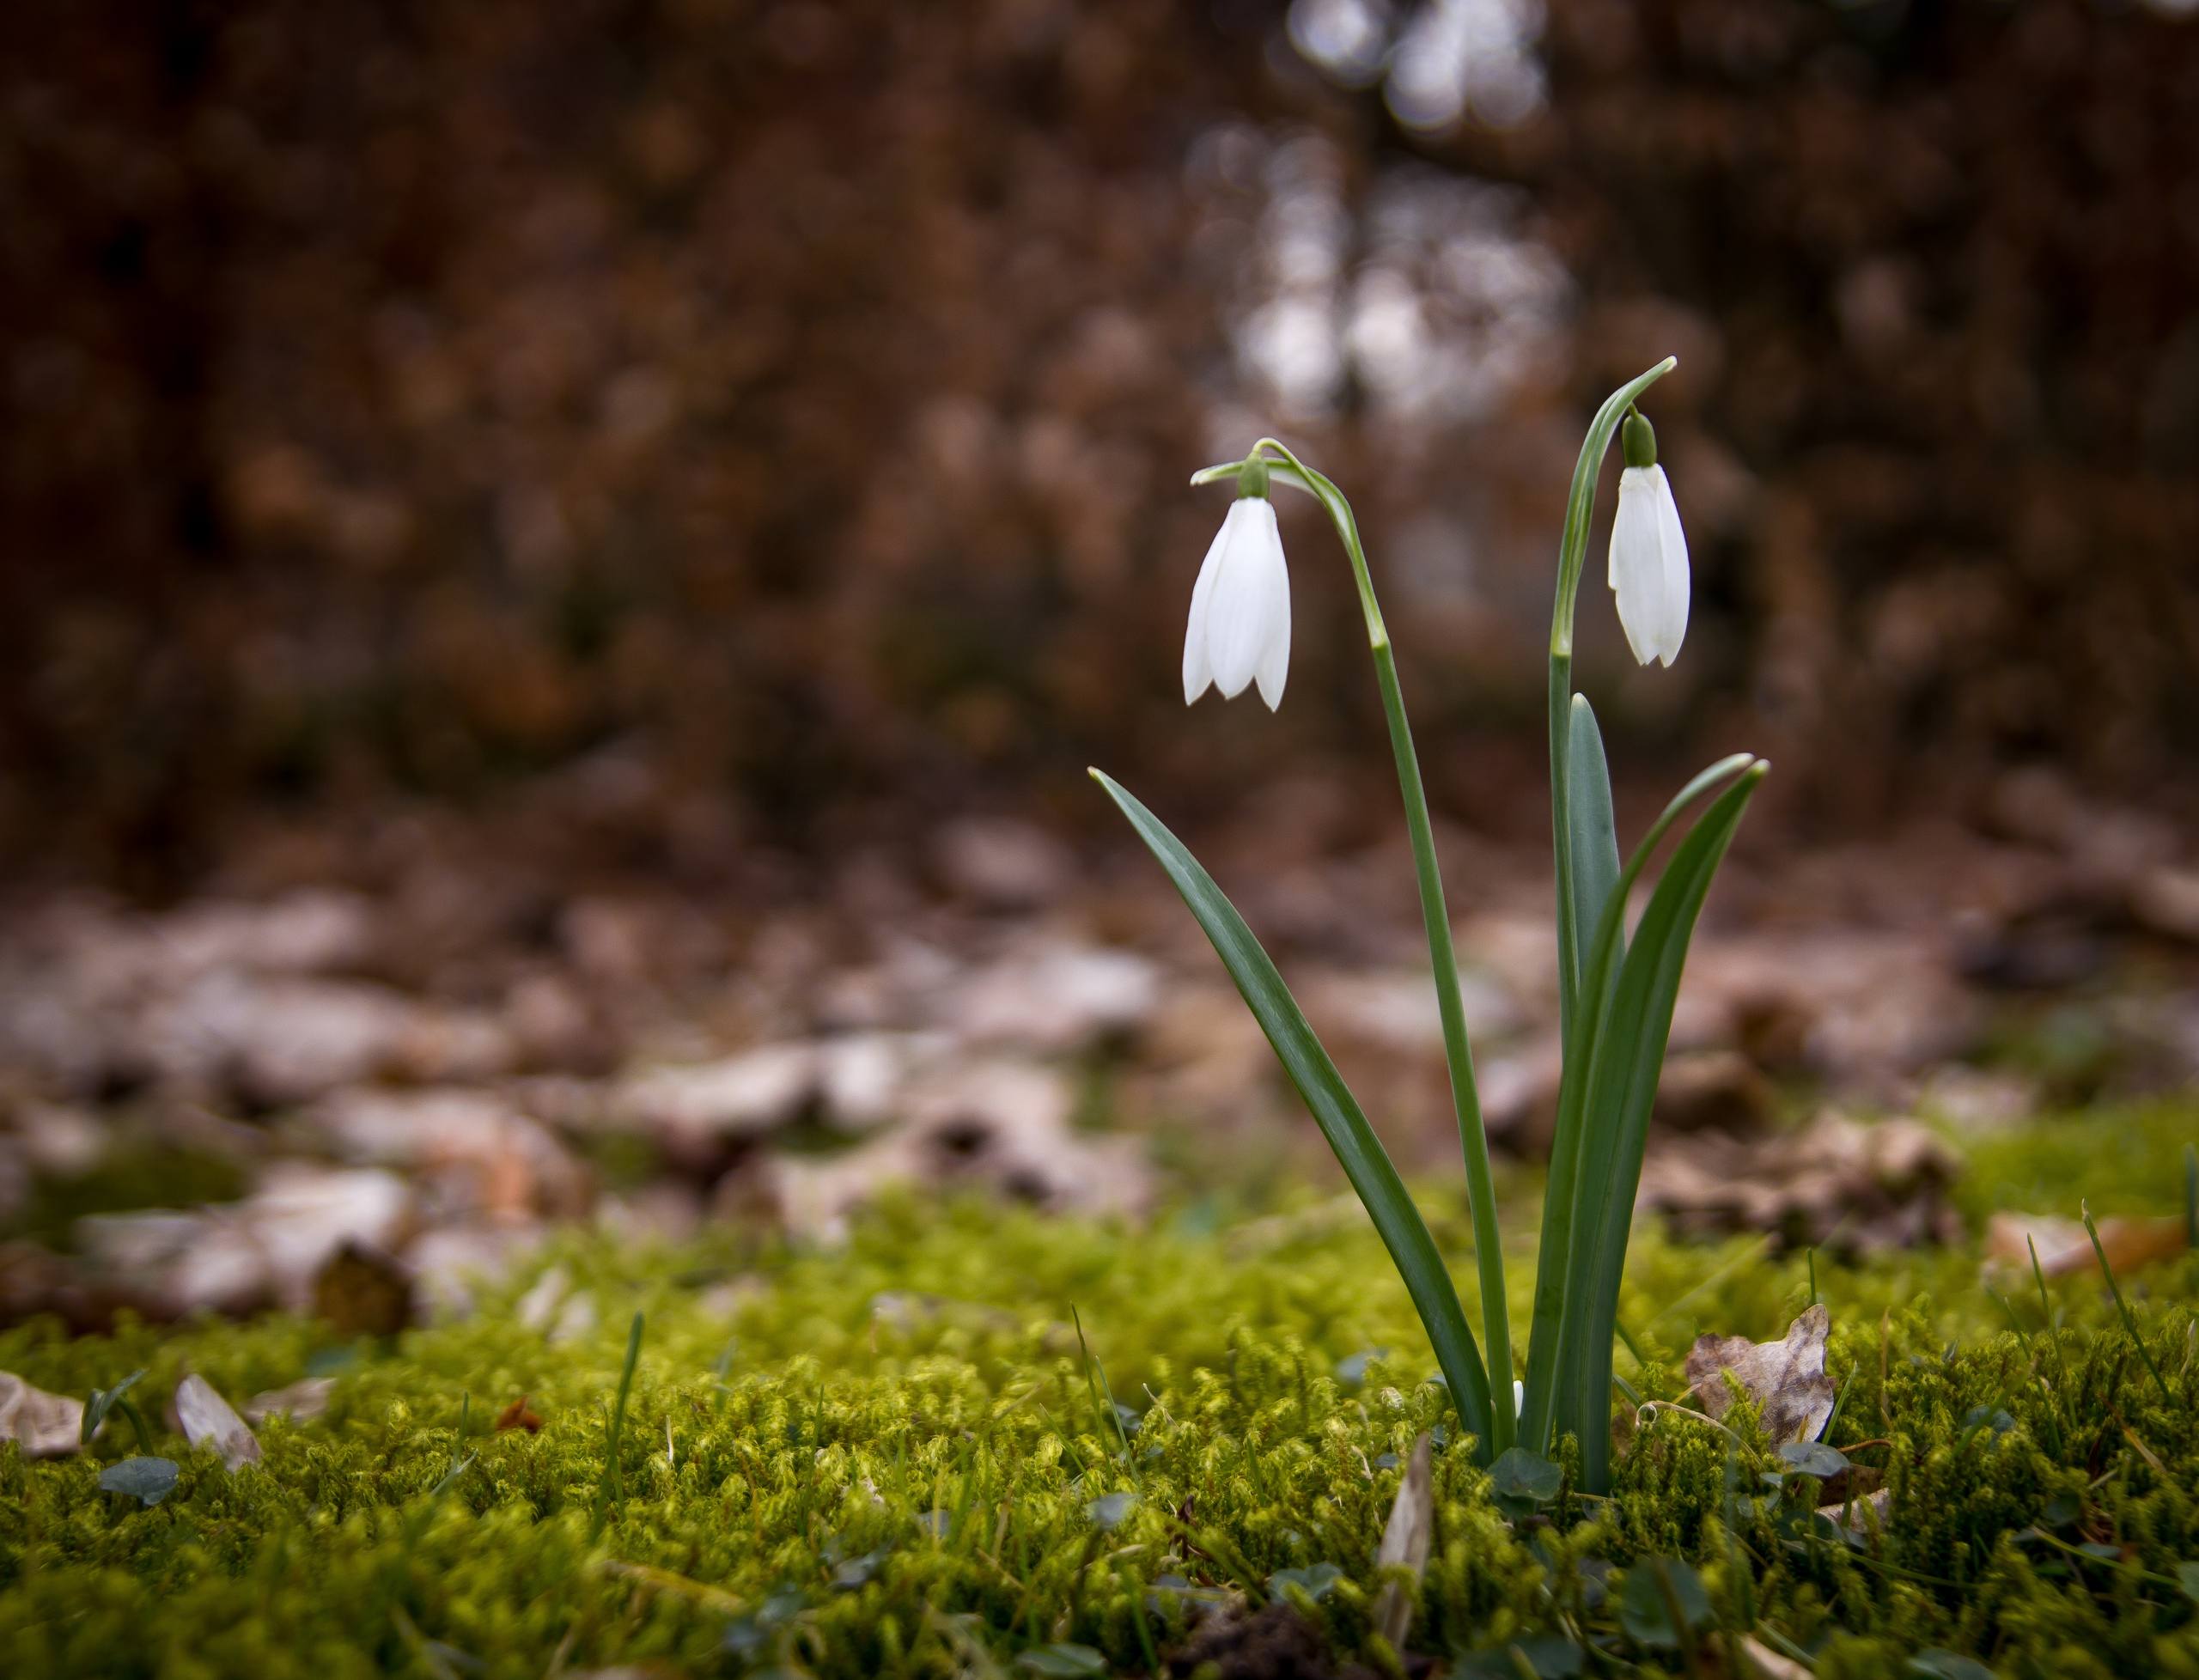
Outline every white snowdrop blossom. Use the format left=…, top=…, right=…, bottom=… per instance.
left=1606, top=412, right=1689, bottom=667
left=1184, top=488, right=1292, bottom=709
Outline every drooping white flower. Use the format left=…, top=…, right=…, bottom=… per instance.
left=1184, top=490, right=1291, bottom=709
left=1606, top=413, right=1689, bottom=668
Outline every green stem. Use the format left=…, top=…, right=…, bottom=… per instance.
left=1250, top=437, right=1512, bottom=1451
left=1546, top=359, right=1677, bottom=1031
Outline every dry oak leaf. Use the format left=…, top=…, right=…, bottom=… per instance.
left=1684, top=1303, right=1836, bottom=1446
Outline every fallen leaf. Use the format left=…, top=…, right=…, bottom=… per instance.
left=311, top=1240, right=415, bottom=1337
left=1639, top=1113, right=1961, bottom=1253
left=1685, top=1304, right=1836, bottom=1446
left=172, top=1373, right=261, bottom=1470
left=1730, top=1633, right=1812, bottom=1679
left=1818, top=1486, right=1891, bottom=1529
left=1370, top=1430, right=1434, bottom=1650
left=1984, top=1211, right=2188, bottom=1279
left=496, top=1394, right=543, bottom=1433
left=0, top=1371, right=84, bottom=1458
left=243, top=1377, right=335, bottom=1426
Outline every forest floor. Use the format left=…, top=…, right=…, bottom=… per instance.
left=4, top=784, right=2199, bottom=1675
left=3, top=1100, right=2196, bottom=1679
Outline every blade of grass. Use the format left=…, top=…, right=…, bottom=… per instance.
left=590, top=1312, right=646, bottom=1538
left=2082, top=1203, right=2172, bottom=1405
left=1092, top=767, right=1498, bottom=1457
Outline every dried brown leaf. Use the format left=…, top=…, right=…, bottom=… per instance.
left=496, top=1394, right=543, bottom=1433
left=1985, top=1211, right=2189, bottom=1279
left=1684, top=1303, right=1836, bottom=1446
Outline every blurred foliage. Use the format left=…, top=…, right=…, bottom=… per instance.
left=2, top=0, right=2195, bottom=887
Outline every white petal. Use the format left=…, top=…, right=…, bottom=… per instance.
left=1648, top=466, right=1690, bottom=666
left=1205, top=498, right=1288, bottom=701
left=1608, top=467, right=1666, bottom=667
left=1253, top=558, right=1291, bottom=709
left=1182, top=508, right=1229, bottom=703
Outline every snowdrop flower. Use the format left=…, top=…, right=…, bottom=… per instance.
left=1606, top=411, right=1689, bottom=667
left=1184, top=456, right=1291, bottom=709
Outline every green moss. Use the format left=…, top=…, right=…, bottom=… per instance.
left=1, top=1183, right=2194, bottom=1677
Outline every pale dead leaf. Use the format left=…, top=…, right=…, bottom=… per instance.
left=0, top=1371, right=85, bottom=1458
left=1684, top=1304, right=1836, bottom=1446
left=173, top=1373, right=261, bottom=1470
left=1370, top=1430, right=1433, bottom=1651
left=1818, top=1485, right=1891, bottom=1528
left=1730, top=1633, right=1812, bottom=1679
left=242, top=1376, right=335, bottom=1426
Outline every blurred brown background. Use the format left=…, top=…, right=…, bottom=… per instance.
left=6, top=0, right=2196, bottom=894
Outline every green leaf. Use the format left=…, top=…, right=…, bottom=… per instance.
left=99, top=1456, right=179, bottom=1507
left=1560, top=767, right=1765, bottom=1492
left=1017, top=1644, right=1108, bottom=1676
left=2178, top=1561, right=2199, bottom=1604
left=1452, top=1634, right=1585, bottom=1678
left=1085, top=1490, right=1136, bottom=1531
left=1091, top=768, right=1496, bottom=1457
left=1269, top=1561, right=1346, bottom=1602
left=1488, top=1446, right=1563, bottom=1512
left=1517, top=755, right=1761, bottom=1459
left=1909, top=1653, right=1997, bottom=1680
left=1565, top=696, right=1623, bottom=1021
left=82, top=1368, right=147, bottom=1445
left=1778, top=1441, right=1850, bottom=1479
left=1618, top=1557, right=1710, bottom=1649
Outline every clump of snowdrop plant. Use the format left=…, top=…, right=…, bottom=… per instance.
left=1094, top=358, right=1764, bottom=1495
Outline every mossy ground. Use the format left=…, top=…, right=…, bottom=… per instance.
left=3, top=1102, right=2196, bottom=1678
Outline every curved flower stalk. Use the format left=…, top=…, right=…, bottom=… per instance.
left=1094, top=372, right=1760, bottom=1491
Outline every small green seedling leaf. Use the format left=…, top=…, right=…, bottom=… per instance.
left=831, top=1549, right=886, bottom=1590
left=82, top=1369, right=147, bottom=1445
left=1017, top=1644, right=1108, bottom=1676
left=99, top=1456, right=179, bottom=1507
left=1085, top=1490, right=1136, bottom=1531
left=1910, top=1653, right=1996, bottom=1680
left=1269, top=1561, right=1345, bottom=1602
left=2177, top=1561, right=2199, bottom=1604
left=1618, top=1557, right=1710, bottom=1649
left=1489, top=1446, right=1564, bottom=1516
left=1958, top=1404, right=2016, bottom=1444
left=1777, top=1440, right=1850, bottom=1479
left=1453, top=1633, right=1585, bottom=1678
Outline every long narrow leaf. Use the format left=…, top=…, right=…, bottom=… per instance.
left=1091, top=768, right=1498, bottom=1455
left=1517, top=753, right=1760, bottom=1454
left=1565, top=695, right=1623, bottom=1016
left=1561, top=769, right=1764, bottom=1490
